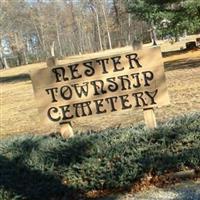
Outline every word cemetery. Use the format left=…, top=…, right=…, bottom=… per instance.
left=31, top=47, right=170, bottom=126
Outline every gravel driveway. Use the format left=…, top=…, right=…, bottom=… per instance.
left=98, top=180, right=200, bottom=200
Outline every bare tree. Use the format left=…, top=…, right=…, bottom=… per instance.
left=99, top=0, right=112, bottom=49
left=0, top=0, right=151, bottom=67
left=89, top=1, right=103, bottom=51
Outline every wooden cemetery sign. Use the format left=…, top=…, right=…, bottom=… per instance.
left=31, top=47, right=170, bottom=134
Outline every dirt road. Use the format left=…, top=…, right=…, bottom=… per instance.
left=98, top=180, right=200, bottom=200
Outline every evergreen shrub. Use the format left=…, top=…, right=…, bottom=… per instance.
left=0, top=112, right=199, bottom=200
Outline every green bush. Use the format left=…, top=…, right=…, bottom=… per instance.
left=0, top=112, right=200, bottom=200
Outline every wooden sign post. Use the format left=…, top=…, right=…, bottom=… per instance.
left=31, top=47, right=169, bottom=136
left=143, top=108, right=157, bottom=129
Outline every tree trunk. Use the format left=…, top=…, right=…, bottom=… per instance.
left=41, top=24, right=46, bottom=51
left=100, top=0, right=112, bottom=49
left=32, top=19, right=43, bottom=50
left=70, top=0, right=81, bottom=54
left=50, top=41, right=55, bottom=57
left=3, top=57, right=9, bottom=69
left=113, top=0, right=122, bottom=47
left=90, top=5, right=103, bottom=51
left=23, top=51, right=28, bottom=65
left=128, top=13, right=131, bottom=44
left=151, top=21, right=157, bottom=46
left=55, top=14, right=63, bottom=57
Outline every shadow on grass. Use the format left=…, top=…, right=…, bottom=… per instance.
left=0, top=73, right=30, bottom=84
left=0, top=155, right=81, bottom=200
left=164, top=57, right=200, bottom=71
left=162, top=48, right=200, bottom=58
left=0, top=135, right=96, bottom=200
left=162, top=49, right=188, bottom=57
